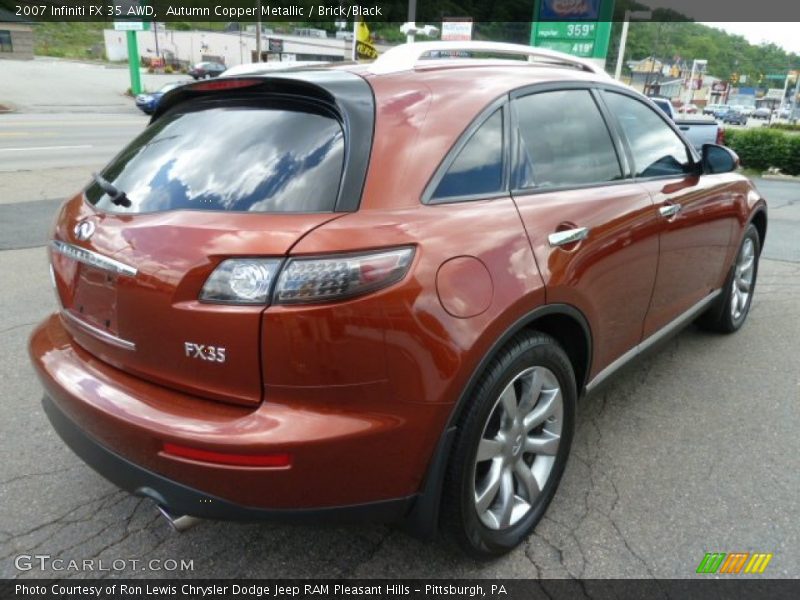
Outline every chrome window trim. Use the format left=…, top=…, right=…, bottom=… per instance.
left=51, top=240, right=137, bottom=277
left=60, top=310, right=137, bottom=352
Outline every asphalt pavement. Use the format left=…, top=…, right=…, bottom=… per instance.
left=0, top=58, right=798, bottom=580
left=0, top=113, right=148, bottom=173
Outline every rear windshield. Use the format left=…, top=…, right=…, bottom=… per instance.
left=85, top=101, right=345, bottom=213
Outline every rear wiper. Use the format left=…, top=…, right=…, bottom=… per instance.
left=91, top=173, right=132, bottom=208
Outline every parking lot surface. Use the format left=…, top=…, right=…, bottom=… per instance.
left=1, top=226, right=798, bottom=579
left=1, top=58, right=798, bottom=579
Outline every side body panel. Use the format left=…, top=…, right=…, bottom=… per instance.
left=512, top=185, right=660, bottom=377
left=639, top=174, right=743, bottom=338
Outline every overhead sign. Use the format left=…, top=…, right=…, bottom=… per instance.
left=538, top=0, right=601, bottom=20
left=530, top=0, right=614, bottom=62
left=113, top=21, right=150, bottom=31
left=441, top=20, right=473, bottom=41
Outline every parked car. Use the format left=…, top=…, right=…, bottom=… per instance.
left=713, top=104, right=731, bottom=118
left=703, top=103, right=723, bottom=115
left=650, top=97, right=724, bottom=149
left=134, top=81, right=185, bottom=114
left=681, top=103, right=699, bottom=114
left=722, top=108, right=748, bottom=125
left=752, top=107, right=772, bottom=120
left=774, top=106, right=792, bottom=119
left=30, top=41, right=767, bottom=557
left=188, top=61, right=226, bottom=79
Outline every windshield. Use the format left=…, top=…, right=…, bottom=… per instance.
left=85, top=101, right=345, bottom=214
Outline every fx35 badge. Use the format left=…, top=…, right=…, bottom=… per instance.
left=184, top=342, right=226, bottom=363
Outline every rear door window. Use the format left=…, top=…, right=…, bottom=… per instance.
left=513, top=89, right=623, bottom=189
left=85, top=101, right=344, bottom=213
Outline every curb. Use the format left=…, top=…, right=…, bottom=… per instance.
left=761, top=174, right=800, bottom=183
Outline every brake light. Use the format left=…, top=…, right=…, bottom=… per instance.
left=190, top=78, right=262, bottom=92
left=199, top=247, right=415, bottom=306
left=274, top=247, right=415, bottom=304
left=162, top=443, right=291, bottom=468
left=716, top=127, right=725, bottom=146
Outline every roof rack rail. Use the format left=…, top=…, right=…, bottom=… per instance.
left=368, top=41, right=608, bottom=77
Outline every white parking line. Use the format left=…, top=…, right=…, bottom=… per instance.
left=0, top=145, right=93, bottom=152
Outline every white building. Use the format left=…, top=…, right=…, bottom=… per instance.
left=104, top=28, right=350, bottom=67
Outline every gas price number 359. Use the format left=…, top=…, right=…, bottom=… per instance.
left=565, top=23, right=595, bottom=38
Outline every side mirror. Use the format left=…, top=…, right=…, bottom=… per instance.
left=701, top=143, right=739, bottom=174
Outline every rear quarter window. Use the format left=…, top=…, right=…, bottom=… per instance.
left=85, top=100, right=345, bottom=213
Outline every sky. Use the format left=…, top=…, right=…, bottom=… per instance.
left=704, top=23, right=800, bottom=55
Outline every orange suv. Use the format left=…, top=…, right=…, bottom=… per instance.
left=29, top=42, right=767, bottom=557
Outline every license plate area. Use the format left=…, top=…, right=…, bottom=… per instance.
left=70, top=263, right=119, bottom=336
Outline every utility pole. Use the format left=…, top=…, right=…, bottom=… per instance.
left=614, top=10, right=652, bottom=81
left=255, top=0, right=262, bottom=62
left=152, top=19, right=159, bottom=61
left=407, top=0, right=417, bottom=43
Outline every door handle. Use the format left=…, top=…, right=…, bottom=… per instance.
left=659, top=203, right=682, bottom=218
left=548, top=227, right=589, bottom=247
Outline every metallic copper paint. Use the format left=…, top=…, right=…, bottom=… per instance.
left=29, top=64, right=767, bottom=514
left=436, top=256, right=493, bottom=318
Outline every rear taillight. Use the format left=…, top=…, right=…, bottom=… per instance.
left=199, top=258, right=281, bottom=304
left=199, top=247, right=415, bottom=306
left=716, top=127, right=725, bottom=146
left=275, top=247, right=414, bottom=304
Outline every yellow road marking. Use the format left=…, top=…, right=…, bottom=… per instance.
left=0, top=132, right=55, bottom=137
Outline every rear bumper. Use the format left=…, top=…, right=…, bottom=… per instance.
left=30, top=313, right=449, bottom=518
left=42, top=394, right=412, bottom=522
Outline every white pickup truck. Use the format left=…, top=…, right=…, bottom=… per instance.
left=650, top=97, right=724, bottom=150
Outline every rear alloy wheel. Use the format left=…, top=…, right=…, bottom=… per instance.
left=442, top=331, right=576, bottom=557
left=473, top=366, right=563, bottom=530
left=697, top=224, right=760, bottom=333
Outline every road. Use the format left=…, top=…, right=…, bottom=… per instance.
left=0, top=112, right=148, bottom=172
left=0, top=61, right=798, bottom=579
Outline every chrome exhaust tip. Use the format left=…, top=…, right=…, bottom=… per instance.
left=156, top=505, right=201, bottom=533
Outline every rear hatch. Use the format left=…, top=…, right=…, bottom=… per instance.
left=49, top=74, right=373, bottom=406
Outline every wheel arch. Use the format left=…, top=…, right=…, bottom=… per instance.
left=401, top=303, right=592, bottom=538
left=749, top=208, right=767, bottom=253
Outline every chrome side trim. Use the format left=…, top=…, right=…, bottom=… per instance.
left=61, top=310, right=136, bottom=351
left=548, top=227, right=589, bottom=247
left=51, top=240, right=137, bottom=277
left=585, top=289, right=721, bottom=393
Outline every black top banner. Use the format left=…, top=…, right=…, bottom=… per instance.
left=2, top=0, right=800, bottom=22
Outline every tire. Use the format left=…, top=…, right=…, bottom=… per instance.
left=697, top=224, right=760, bottom=333
left=441, top=331, right=576, bottom=558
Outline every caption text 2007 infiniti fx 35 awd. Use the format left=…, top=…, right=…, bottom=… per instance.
left=29, top=42, right=767, bottom=557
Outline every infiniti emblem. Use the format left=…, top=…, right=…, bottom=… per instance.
left=73, top=220, right=96, bottom=241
